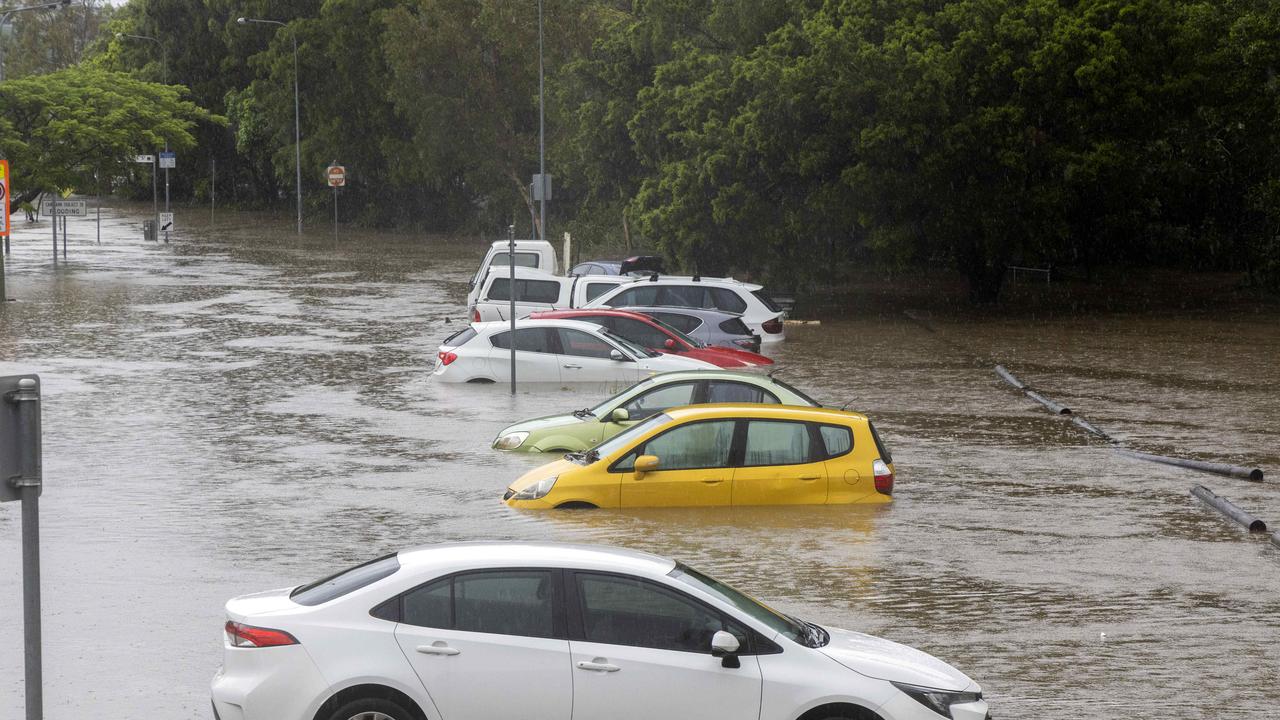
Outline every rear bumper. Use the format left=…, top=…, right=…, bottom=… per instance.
left=211, top=644, right=329, bottom=720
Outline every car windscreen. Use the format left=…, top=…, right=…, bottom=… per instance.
left=769, top=377, right=821, bottom=407
left=602, top=329, right=659, bottom=358
left=751, top=289, right=783, bottom=313
left=590, top=412, right=671, bottom=460
left=590, top=377, right=656, bottom=415
left=668, top=563, right=812, bottom=646
left=441, top=327, right=478, bottom=347
left=291, top=553, right=400, bottom=606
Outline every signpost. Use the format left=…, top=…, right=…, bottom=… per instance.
left=46, top=199, right=86, bottom=217
left=1, top=374, right=43, bottom=720
left=158, top=151, right=175, bottom=169
left=135, top=154, right=157, bottom=241
left=1, top=159, right=9, bottom=299
left=326, top=163, right=344, bottom=241
left=159, top=212, right=174, bottom=234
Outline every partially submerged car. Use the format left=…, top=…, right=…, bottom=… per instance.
left=586, top=276, right=786, bottom=343
left=492, top=370, right=820, bottom=452
left=433, top=319, right=717, bottom=383
left=528, top=308, right=772, bottom=369
left=622, top=306, right=764, bottom=352
left=504, top=404, right=896, bottom=508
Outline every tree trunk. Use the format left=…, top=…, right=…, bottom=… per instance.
left=8, top=188, right=43, bottom=218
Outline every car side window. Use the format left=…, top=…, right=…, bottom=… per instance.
left=491, top=328, right=556, bottom=354
left=575, top=573, right=737, bottom=653
left=653, top=312, right=701, bottom=334
left=557, top=329, right=615, bottom=359
left=622, top=382, right=698, bottom=421
left=658, top=285, right=704, bottom=308
left=711, top=288, right=748, bottom=313
left=819, top=425, right=854, bottom=458
left=605, top=286, right=660, bottom=307
left=707, top=381, right=779, bottom=404
left=636, top=419, right=736, bottom=471
left=611, top=317, right=669, bottom=348
left=402, top=571, right=556, bottom=639
left=743, top=420, right=815, bottom=467
left=584, top=282, right=614, bottom=302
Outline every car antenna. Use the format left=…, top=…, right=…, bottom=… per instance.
left=839, top=398, right=855, bottom=411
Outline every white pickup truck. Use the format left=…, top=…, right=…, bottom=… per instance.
left=465, top=239, right=559, bottom=314
left=472, top=267, right=630, bottom=322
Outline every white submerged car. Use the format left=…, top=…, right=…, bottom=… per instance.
left=432, top=319, right=717, bottom=383
left=212, top=542, right=990, bottom=720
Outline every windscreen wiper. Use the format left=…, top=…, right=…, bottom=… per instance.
left=572, top=408, right=595, bottom=419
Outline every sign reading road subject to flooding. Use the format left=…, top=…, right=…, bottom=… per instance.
left=326, top=164, right=345, bottom=187
left=48, top=199, right=87, bottom=217
left=0, top=160, right=10, bottom=238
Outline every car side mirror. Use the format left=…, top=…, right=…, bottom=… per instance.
left=609, top=407, right=630, bottom=423
left=710, top=630, right=741, bottom=668
left=609, top=349, right=628, bottom=362
left=633, top=454, right=660, bottom=474
left=663, top=338, right=677, bottom=350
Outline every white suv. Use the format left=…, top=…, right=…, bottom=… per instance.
left=586, top=277, right=787, bottom=343
left=212, top=543, right=989, bottom=720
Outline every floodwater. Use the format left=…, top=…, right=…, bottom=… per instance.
left=0, top=204, right=1277, bottom=719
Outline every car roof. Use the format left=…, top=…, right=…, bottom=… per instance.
left=396, top=541, right=676, bottom=575
left=533, top=308, right=656, bottom=322
left=488, top=239, right=553, bottom=249
left=621, top=305, right=746, bottom=320
left=615, top=276, right=763, bottom=292
left=638, top=369, right=786, bottom=384
left=662, top=403, right=868, bottom=423
left=472, top=318, right=609, bottom=334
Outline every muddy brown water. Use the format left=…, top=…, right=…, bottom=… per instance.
left=0, top=205, right=1277, bottom=718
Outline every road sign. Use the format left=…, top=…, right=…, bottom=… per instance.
left=47, top=199, right=87, bottom=217
left=159, top=151, right=176, bottom=169
left=1, top=160, right=9, bottom=238
left=134, top=154, right=155, bottom=164
left=531, top=173, right=553, bottom=201
left=326, top=164, right=346, bottom=188
left=159, top=212, right=174, bottom=232
left=0, top=375, right=41, bottom=503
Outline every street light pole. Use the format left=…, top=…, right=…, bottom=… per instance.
left=0, top=0, right=69, bottom=84
left=116, top=33, right=170, bottom=238
left=237, top=17, right=302, bottom=235
left=537, top=0, right=546, bottom=247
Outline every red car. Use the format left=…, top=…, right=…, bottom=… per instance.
left=527, top=309, right=774, bottom=368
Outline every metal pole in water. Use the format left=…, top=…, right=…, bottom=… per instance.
left=1191, top=485, right=1267, bottom=532
left=508, top=223, right=516, bottom=396
left=210, top=157, right=216, bottom=224
left=61, top=216, right=66, bottom=259
left=96, top=169, right=101, bottom=244
left=151, top=157, right=158, bottom=242
left=50, top=201, right=55, bottom=259
left=333, top=185, right=338, bottom=242
left=1123, top=450, right=1263, bottom=482
left=11, top=378, right=42, bottom=720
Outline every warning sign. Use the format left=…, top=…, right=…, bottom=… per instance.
left=326, top=164, right=345, bottom=188
left=0, top=160, right=9, bottom=238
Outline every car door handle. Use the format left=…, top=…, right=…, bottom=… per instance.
left=798, top=474, right=821, bottom=481
left=701, top=478, right=724, bottom=484
left=576, top=660, right=621, bottom=672
left=416, top=643, right=460, bottom=656
left=563, top=364, right=583, bottom=369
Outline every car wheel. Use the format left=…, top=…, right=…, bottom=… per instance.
left=555, top=501, right=598, bottom=509
left=327, top=697, right=414, bottom=720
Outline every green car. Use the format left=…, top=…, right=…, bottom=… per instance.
left=492, top=370, right=821, bottom=452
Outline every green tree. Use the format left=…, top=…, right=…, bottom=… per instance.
left=0, top=65, right=219, bottom=213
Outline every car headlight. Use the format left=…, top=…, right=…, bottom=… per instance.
left=493, top=431, right=530, bottom=450
left=510, top=476, right=558, bottom=500
left=890, top=682, right=982, bottom=719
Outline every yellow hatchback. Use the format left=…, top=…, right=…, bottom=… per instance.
left=503, top=404, right=896, bottom=509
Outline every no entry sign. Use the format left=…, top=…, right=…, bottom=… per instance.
left=326, top=165, right=346, bottom=188
left=1, top=160, right=10, bottom=238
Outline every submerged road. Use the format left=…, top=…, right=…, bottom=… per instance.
left=0, top=204, right=1277, bottom=718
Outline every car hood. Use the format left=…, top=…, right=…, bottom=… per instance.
left=511, top=458, right=578, bottom=491
left=817, top=626, right=975, bottom=692
left=639, top=353, right=718, bottom=370
left=694, top=346, right=773, bottom=367
left=501, top=413, right=590, bottom=435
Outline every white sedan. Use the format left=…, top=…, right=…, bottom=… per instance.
left=211, top=542, right=991, bottom=720
left=432, top=319, right=717, bottom=383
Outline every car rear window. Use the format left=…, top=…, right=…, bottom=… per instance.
left=868, top=421, right=893, bottom=464
left=291, top=553, right=400, bottom=606
left=584, top=282, right=615, bottom=302
left=442, top=327, right=478, bottom=347
left=718, top=317, right=751, bottom=335
left=769, top=377, right=821, bottom=406
left=650, top=311, right=701, bottom=334
left=488, top=278, right=562, bottom=304
left=752, top=289, right=783, bottom=313
left=491, top=251, right=540, bottom=268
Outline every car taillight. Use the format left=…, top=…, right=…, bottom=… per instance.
left=472, top=308, right=480, bottom=322
left=873, top=459, right=894, bottom=495
left=762, top=317, right=783, bottom=334
left=225, top=620, right=298, bottom=648
left=438, top=351, right=457, bottom=365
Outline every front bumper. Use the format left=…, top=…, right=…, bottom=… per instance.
left=876, top=688, right=990, bottom=720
